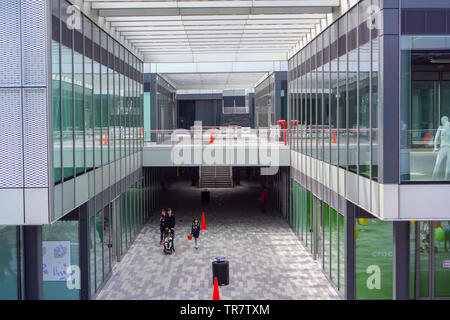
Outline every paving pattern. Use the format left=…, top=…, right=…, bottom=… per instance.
left=96, top=179, right=341, bottom=300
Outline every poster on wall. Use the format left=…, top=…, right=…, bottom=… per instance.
left=42, top=241, right=71, bottom=281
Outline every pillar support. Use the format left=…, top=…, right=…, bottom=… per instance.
left=23, top=226, right=43, bottom=300
left=393, top=221, right=410, bottom=300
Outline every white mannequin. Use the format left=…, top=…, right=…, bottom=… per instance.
left=432, top=116, right=450, bottom=180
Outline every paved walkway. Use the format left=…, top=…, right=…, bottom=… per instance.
left=96, top=180, right=341, bottom=300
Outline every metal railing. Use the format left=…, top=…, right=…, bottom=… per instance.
left=143, top=126, right=288, bottom=146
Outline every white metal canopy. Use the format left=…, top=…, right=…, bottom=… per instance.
left=86, top=0, right=340, bottom=63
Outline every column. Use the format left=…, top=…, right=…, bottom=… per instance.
left=23, top=226, right=43, bottom=300
left=393, top=221, right=410, bottom=300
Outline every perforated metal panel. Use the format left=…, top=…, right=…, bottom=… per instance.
left=0, top=0, right=21, bottom=87
left=23, top=88, right=49, bottom=188
left=0, top=88, right=23, bottom=188
left=21, top=0, right=47, bottom=87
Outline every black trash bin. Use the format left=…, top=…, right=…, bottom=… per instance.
left=212, top=257, right=229, bottom=286
left=201, top=190, right=210, bottom=203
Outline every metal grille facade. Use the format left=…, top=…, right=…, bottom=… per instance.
left=0, top=0, right=21, bottom=87
left=23, top=88, right=49, bottom=188
left=0, top=88, right=23, bottom=188
left=21, top=0, right=47, bottom=87
left=0, top=1, right=50, bottom=224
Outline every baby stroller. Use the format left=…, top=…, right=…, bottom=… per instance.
left=163, top=228, right=174, bottom=254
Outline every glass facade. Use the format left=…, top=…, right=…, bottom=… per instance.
left=0, top=226, right=20, bottom=300
left=51, top=0, right=144, bottom=185
left=288, top=0, right=380, bottom=181
left=413, top=220, right=450, bottom=299
left=42, top=212, right=80, bottom=300
left=88, top=177, right=154, bottom=298
left=400, top=34, right=450, bottom=181
left=290, top=179, right=346, bottom=295
left=355, top=218, right=393, bottom=299
left=157, top=76, right=176, bottom=130
left=255, top=74, right=274, bottom=128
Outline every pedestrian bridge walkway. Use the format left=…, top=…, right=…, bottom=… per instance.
left=96, top=181, right=340, bottom=300
left=143, top=128, right=290, bottom=167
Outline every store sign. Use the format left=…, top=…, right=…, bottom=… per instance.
left=443, top=260, right=450, bottom=269
left=43, top=241, right=71, bottom=281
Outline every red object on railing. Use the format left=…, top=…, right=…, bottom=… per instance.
left=209, top=128, right=214, bottom=144
left=290, top=120, right=299, bottom=145
left=277, top=120, right=287, bottom=145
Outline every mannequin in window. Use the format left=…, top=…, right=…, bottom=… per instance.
left=432, top=116, right=450, bottom=180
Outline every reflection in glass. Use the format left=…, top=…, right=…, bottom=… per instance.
left=359, top=43, right=371, bottom=178
left=331, top=208, right=339, bottom=286
left=95, top=210, right=103, bottom=290
left=338, top=17, right=348, bottom=170
left=339, top=213, right=345, bottom=293
left=0, top=227, right=18, bottom=300
left=323, top=204, right=330, bottom=275
left=101, top=32, right=109, bottom=166
left=371, top=35, right=379, bottom=181
left=419, top=221, right=430, bottom=297
left=433, top=220, right=450, bottom=297
left=400, top=35, right=450, bottom=181
left=74, top=27, right=85, bottom=176
left=84, top=18, right=94, bottom=172
left=89, top=215, right=95, bottom=296
left=61, top=0, right=74, bottom=180
left=93, top=26, right=102, bottom=168
left=52, top=0, right=61, bottom=184
left=103, top=206, right=111, bottom=277
left=355, top=219, right=393, bottom=299
left=43, top=218, right=80, bottom=300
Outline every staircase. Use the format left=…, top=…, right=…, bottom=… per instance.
left=199, top=166, right=233, bottom=188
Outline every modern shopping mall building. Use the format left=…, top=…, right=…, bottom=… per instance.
left=0, top=0, right=449, bottom=300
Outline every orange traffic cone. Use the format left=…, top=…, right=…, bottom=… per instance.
left=333, top=130, right=336, bottom=144
left=104, top=132, right=108, bottom=146
left=209, top=129, right=214, bottom=144
left=213, top=277, right=220, bottom=300
left=201, top=211, right=208, bottom=231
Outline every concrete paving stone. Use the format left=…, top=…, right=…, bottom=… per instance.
left=96, top=180, right=341, bottom=300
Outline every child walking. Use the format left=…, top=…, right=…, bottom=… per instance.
left=191, top=218, right=201, bottom=249
left=159, top=209, right=166, bottom=245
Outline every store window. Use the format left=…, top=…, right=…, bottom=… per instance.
left=339, top=213, right=345, bottom=294
left=400, top=35, right=450, bottom=182
left=323, top=204, right=330, bottom=276
left=89, top=214, right=96, bottom=296
left=434, top=220, right=450, bottom=297
left=0, top=226, right=19, bottom=300
left=355, top=219, right=393, bottom=299
left=331, top=208, right=339, bottom=286
left=42, top=211, right=80, bottom=300
left=95, top=210, right=103, bottom=290
left=414, top=220, right=450, bottom=298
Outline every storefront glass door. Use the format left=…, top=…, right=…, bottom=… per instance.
left=415, top=220, right=450, bottom=299
left=313, top=197, right=323, bottom=263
